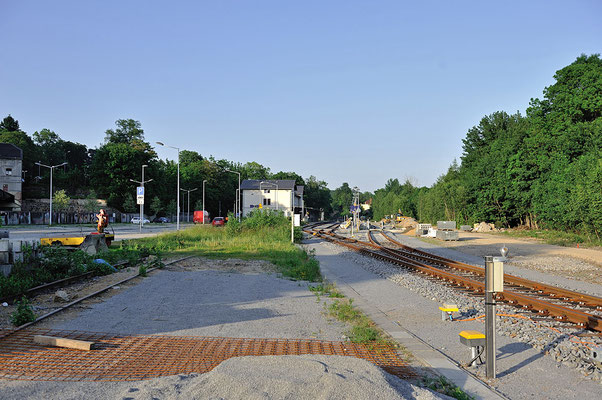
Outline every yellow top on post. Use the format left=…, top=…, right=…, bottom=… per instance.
left=439, top=303, right=459, bottom=312
left=459, top=330, right=485, bottom=340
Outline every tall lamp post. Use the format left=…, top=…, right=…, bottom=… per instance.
left=156, top=142, right=180, bottom=230
left=202, top=179, right=207, bottom=224
left=35, top=161, right=67, bottom=225
left=180, top=187, right=198, bottom=222
left=130, top=164, right=153, bottom=232
left=226, top=169, right=241, bottom=221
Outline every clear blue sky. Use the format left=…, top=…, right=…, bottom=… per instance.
left=1, top=1, right=600, bottom=192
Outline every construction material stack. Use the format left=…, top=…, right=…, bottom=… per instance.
left=436, top=221, right=459, bottom=241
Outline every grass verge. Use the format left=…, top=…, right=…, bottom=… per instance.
left=308, top=283, right=392, bottom=346
left=130, top=211, right=320, bottom=282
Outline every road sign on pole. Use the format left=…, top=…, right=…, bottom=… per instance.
left=137, top=186, right=145, bottom=205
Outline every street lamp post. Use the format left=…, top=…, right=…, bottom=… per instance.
left=35, top=161, right=67, bottom=225
left=226, top=169, right=241, bottom=221
left=180, top=187, right=198, bottom=223
left=202, top=180, right=207, bottom=224
left=156, top=142, right=180, bottom=230
left=130, top=164, right=153, bottom=232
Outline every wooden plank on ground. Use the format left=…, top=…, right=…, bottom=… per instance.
left=33, top=335, right=95, bottom=351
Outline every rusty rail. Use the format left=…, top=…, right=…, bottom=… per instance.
left=378, top=231, right=602, bottom=310
left=311, top=227, right=602, bottom=332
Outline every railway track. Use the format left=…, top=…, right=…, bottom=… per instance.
left=305, top=223, right=602, bottom=332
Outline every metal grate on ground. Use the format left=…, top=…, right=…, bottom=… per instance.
left=0, top=328, right=415, bottom=382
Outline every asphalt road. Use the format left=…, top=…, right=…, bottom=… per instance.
left=1, top=222, right=186, bottom=242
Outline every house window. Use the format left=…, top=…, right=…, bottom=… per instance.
left=2, top=184, right=8, bottom=192
left=5, top=168, right=12, bottom=176
left=263, top=198, right=271, bottom=206
left=264, top=189, right=270, bottom=193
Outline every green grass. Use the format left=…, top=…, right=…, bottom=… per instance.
left=499, top=229, right=602, bottom=248
left=326, top=298, right=392, bottom=345
left=129, top=223, right=321, bottom=282
left=308, top=283, right=345, bottom=299
left=422, top=376, right=474, bottom=400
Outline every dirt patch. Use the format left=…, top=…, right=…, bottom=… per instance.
left=167, top=257, right=277, bottom=274
left=1, top=257, right=279, bottom=331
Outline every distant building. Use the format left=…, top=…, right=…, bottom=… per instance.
left=361, top=198, right=372, bottom=211
left=0, top=143, right=23, bottom=211
left=241, top=179, right=304, bottom=217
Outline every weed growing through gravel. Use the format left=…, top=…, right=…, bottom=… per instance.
left=138, top=264, right=147, bottom=277
left=422, top=375, right=474, bottom=400
left=309, top=283, right=344, bottom=299
left=11, top=296, right=36, bottom=326
left=327, top=298, right=391, bottom=345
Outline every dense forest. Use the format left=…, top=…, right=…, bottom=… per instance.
left=0, top=117, right=333, bottom=218
left=362, top=54, right=601, bottom=238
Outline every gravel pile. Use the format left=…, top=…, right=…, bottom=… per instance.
left=509, top=255, right=602, bottom=285
left=323, top=238, right=602, bottom=383
left=0, top=355, right=450, bottom=400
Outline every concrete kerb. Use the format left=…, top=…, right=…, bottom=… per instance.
left=303, top=241, right=506, bottom=400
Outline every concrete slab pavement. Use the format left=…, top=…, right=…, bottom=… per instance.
left=304, top=237, right=507, bottom=400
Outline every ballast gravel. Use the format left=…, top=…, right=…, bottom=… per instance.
left=311, top=231, right=602, bottom=399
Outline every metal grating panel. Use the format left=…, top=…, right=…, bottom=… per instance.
left=0, top=329, right=415, bottom=382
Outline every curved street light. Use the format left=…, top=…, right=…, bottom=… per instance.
left=225, top=169, right=241, bottom=221
left=35, top=161, right=67, bottom=225
left=156, top=142, right=180, bottom=230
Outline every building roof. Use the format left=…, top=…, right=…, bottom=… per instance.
left=241, top=179, right=296, bottom=190
left=0, top=143, right=23, bottom=159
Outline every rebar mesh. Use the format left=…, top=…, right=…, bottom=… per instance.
left=0, top=328, right=415, bottom=381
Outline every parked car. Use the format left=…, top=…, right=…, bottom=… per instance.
left=152, top=216, right=170, bottom=223
left=212, top=217, right=225, bottom=227
left=131, top=216, right=150, bottom=224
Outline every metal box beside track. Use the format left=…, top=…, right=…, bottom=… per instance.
left=436, top=229, right=458, bottom=241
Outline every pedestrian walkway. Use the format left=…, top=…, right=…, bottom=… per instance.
left=304, top=239, right=507, bottom=400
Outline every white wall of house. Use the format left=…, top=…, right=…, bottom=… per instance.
left=243, top=189, right=298, bottom=217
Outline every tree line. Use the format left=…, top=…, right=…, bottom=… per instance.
left=341, top=54, right=602, bottom=238
left=0, top=117, right=332, bottom=219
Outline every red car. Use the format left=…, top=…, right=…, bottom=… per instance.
left=212, top=217, right=225, bottom=227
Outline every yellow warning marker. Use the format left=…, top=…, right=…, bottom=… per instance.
left=459, top=330, right=486, bottom=367
left=439, top=303, right=459, bottom=321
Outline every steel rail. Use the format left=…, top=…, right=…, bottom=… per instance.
left=312, top=228, right=602, bottom=332
left=378, top=231, right=602, bottom=310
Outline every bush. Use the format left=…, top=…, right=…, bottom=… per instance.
left=11, top=296, right=36, bottom=326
